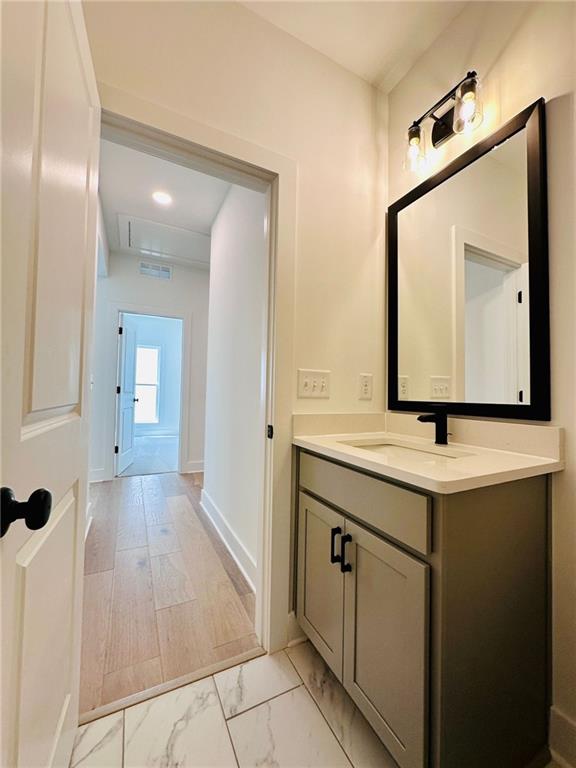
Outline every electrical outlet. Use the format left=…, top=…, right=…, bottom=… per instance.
left=398, top=375, right=409, bottom=400
left=358, top=373, right=373, bottom=400
left=430, top=376, right=451, bottom=399
left=297, top=369, right=330, bottom=398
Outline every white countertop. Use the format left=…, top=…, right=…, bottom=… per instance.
left=293, top=431, right=564, bottom=494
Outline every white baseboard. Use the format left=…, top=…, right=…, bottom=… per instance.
left=89, top=468, right=111, bottom=483
left=181, top=460, right=204, bottom=474
left=200, top=488, right=256, bottom=590
left=551, top=706, right=576, bottom=768
left=286, top=611, right=306, bottom=647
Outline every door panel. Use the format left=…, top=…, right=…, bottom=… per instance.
left=343, top=520, right=429, bottom=768
left=296, top=492, right=345, bottom=679
left=31, top=1, right=94, bottom=413
left=117, top=321, right=136, bottom=474
left=1, top=1, right=100, bottom=766
left=17, top=490, right=77, bottom=768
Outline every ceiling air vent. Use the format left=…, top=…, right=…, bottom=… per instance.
left=139, top=261, right=173, bottom=280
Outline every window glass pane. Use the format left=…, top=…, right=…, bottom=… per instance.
left=136, top=347, right=159, bottom=385
left=134, top=384, right=158, bottom=423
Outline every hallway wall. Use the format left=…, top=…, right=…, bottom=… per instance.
left=202, top=186, right=268, bottom=585
left=89, top=253, right=209, bottom=480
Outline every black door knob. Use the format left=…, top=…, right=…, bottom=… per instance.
left=1, top=487, right=52, bottom=538
left=133, top=398, right=139, bottom=403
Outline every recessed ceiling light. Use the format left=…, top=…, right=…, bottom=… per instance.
left=152, top=190, right=172, bottom=206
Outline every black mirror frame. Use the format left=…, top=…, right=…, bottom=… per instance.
left=387, top=98, right=550, bottom=421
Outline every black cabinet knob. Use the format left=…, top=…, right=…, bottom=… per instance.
left=1, top=487, right=52, bottom=538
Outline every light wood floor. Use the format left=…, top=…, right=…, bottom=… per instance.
left=80, top=472, right=259, bottom=715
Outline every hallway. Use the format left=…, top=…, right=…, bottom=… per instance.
left=81, top=472, right=259, bottom=716
left=119, top=435, right=179, bottom=477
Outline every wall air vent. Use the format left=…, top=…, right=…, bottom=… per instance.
left=139, top=261, right=173, bottom=280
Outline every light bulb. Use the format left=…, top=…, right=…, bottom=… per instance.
left=152, top=190, right=173, bottom=206
left=453, top=74, right=483, bottom=134
left=405, top=123, right=425, bottom=172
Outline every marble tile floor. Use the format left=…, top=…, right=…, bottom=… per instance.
left=71, top=639, right=562, bottom=768
left=71, top=640, right=396, bottom=768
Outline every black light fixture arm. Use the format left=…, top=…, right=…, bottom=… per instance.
left=411, top=71, right=477, bottom=129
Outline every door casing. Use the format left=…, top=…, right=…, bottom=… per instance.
left=99, top=106, right=298, bottom=654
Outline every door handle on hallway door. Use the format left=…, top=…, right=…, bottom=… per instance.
left=1, top=487, right=52, bottom=538
left=133, top=398, right=139, bottom=402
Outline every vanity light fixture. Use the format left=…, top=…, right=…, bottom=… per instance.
left=405, top=71, right=483, bottom=170
left=152, top=190, right=173, bottom=206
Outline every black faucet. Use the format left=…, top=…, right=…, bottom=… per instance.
left=417, top=411, right=449, bottom=445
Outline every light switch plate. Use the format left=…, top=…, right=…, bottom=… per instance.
left=359, top=373, right=373, bottom=400
left=297, top=369, right=330, bottom=398
left=430, top=376, right=451, bottom=399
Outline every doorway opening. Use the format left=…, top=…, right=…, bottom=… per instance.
left=464, top=249, right=529, bottom=404
left=116, top=312, right=183, bottom=477
left=82, top=120, right=274, bottom=721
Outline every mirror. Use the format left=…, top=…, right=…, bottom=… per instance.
left=388, top=99, right=550, bottom=420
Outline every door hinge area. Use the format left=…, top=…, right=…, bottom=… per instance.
left=118, top=326, right=123, bottom=335
left=267, top=425, right=274, bottom=439
left=114, top=445, right=119, bottom=454
left=116, top=385, right=121, bottom=394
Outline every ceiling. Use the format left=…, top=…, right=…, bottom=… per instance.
left=99, top=139, right=231, bottom=266
left=241, top=1, right=467, bottom=91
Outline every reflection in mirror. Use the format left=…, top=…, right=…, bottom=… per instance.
left=397, top=129, right=529, bottom=404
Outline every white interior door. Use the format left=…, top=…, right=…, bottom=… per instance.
left=116, top=318, right=137, bottom=474
left=1, top=3, right=100, bottom=767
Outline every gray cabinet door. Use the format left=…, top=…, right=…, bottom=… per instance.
left=297, top=492, right=345, bottom=680
left=343, top=519, right=429, bottom=768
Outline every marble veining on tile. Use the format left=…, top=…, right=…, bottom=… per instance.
left=123, top=676, right=236, bottom=767
left=227, top=685, right=352, bottom=768
left=70, top=712, right=123, bottom=768
left=214, top=650, right=301, bottom=718
left=287, top=641, right=397, bottom=768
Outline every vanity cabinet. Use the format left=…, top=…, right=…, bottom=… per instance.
left=295, top=449, right=550, bottom=768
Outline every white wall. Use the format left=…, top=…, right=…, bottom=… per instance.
left=387, top=3, right=576, bottom=763
left=90, top=252, right=209, bottom=480
left=83, top=0, right=385, bottom=415
left=123, top=313, right=183, bottom=437
left=201, top=186, right=268, bottom=586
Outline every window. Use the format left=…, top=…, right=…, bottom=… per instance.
left=134, top=346, right=160, bottom=424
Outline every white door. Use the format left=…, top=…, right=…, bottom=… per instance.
left=116, top=318, right=137, bottom=474
left=1, top=3, right=100, bottom=767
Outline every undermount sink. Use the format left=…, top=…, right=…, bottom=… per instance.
left=340, top=438, right=474, bottom=460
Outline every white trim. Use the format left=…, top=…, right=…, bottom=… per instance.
left=200, top=488, right=257, bottom=591
left=99, top=89, right=298, bottom=653
left=181, top=460, right=204, bottom=474
left=89, top=468, right=108, bottom=483
left=550, top=705, right=576, bottom=768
